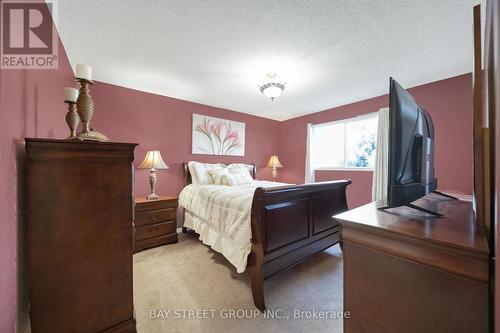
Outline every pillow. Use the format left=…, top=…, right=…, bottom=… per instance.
left=226, top=168, right=254, bottom=186
left=228, top=163, right=254, bottom=177
left=188, top=161, right=225, bottom=185
left=228, top=166, right=252, bottom=177
left=208, top=168, right=230, bottom=185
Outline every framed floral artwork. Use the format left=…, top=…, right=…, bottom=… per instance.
left=192, top=114, right=245, bottom=156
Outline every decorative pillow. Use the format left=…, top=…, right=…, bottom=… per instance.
left=188, top=161, right=225, bottom=185
left=208, top=168, right=230, bottom=185
left=226, top=167, right=254, bottom=185
left=228, top=163, right=254, bottom=177
left=228, top=166, right=252, bottom=177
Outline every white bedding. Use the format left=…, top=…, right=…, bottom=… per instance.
left=179, top=180, right=287, bottom=273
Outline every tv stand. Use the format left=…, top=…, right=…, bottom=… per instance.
left=378, top=191, right=458, bottom=218
left=334, top=198, right=489, bottom=332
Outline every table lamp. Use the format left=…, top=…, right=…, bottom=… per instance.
left=138, top=150, right=169, bottom=200
left=267, top=155, right=283, bottom=180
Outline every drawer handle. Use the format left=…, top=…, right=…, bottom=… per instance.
left=149, top=214, right=159, bottom=221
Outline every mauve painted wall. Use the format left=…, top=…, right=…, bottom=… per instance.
left=0, top=4, right=75, bottom=331
left=316, top=170, right=374, bottom=208
left=279, top=74, right=473, bottom=209
left=90, top=82, right=280, bottom=197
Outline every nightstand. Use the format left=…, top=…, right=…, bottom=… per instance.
left=134, top=195, right=178, bottom=253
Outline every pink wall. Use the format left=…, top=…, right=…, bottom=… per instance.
left=316, top=170, right=374, bottom=208
left=0, top=2, right=75, bottom=331
left=90, top=82, right=281, bottom=197
left=279, top=74, right=473, bottom=208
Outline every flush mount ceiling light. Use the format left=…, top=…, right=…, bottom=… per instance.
left=259, top=73, right=285, bottom=102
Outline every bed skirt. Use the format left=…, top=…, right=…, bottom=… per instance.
left=184, top=210, right=251, bottom=273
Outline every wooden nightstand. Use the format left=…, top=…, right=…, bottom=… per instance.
left=134, top=195, right=178, bottom=253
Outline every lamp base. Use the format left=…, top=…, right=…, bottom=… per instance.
left=146, top=193, right=160, bottom=201
left=147, top=169, right=159, bottom=200
left=271, top=167, right=278, bottom=180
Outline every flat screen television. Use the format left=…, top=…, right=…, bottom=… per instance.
left=378, top=78, right=455, bottom=217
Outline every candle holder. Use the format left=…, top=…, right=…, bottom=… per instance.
left=75, top=78, right=109, bottom=142
left=64, top=101, right=80, bottom=139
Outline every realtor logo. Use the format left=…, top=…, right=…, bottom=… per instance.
left=1, top=0, right=58, bottom=69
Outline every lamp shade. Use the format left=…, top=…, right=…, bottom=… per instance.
left=267, top=155, right=283, bottom=168
left=138, top=150, right=169, bottom=170
left=262, top=84, right=283, bottom=99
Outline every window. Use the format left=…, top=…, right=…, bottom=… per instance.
left=310, top=113, right=378, bottom=170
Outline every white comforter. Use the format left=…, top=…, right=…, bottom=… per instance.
left=179, top=180, right=287, bottom=273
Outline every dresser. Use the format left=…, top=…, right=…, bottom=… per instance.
left=26, top=138, right=137, bottom=333
left=134, top=196, right=178, bottom=253
left=334, top=195, right=489, bottom=333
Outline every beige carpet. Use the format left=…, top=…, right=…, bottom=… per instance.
left=133, top=232, right=344, bottom=333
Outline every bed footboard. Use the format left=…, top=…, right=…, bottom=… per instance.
left=248, top=179, right=351, bottom=310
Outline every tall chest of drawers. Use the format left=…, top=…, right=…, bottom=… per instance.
left=26, top=138, right=137, bottom=333
left=134, top=196, right=178, bottom=253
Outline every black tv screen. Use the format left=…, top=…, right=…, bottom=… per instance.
left=387, top=78, right=438, bottom=207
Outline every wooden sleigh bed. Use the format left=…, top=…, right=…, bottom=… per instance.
left=181, top=162, right=351, bottom=311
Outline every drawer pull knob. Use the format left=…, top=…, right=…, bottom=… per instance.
left=150, top=215, right=159, bottom=221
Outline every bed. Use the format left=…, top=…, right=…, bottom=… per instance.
left=179, top=162, right=351, bottom=310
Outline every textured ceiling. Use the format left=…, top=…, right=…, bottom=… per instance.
left=54, top=0, right=482, bottom=121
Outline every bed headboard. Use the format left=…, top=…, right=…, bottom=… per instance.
left=183, top=162, right=257, bottom=186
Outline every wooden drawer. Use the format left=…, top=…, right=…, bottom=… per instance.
left=135, top=207, right=176, bottom=226
left=135, top=198, right=178, bottom=212
left=134, top=196, right=178, bottom=253
left=135, top=220, right=176, bottom=241
left=135, top=233, right=178, bottom=253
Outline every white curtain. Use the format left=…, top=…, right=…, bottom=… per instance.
left=372, top=107, right=390, bottom=201
left=305, top=123, right=316, bottom=183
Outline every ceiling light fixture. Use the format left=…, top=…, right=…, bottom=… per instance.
left=259, top=73, right=285, bottom=102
